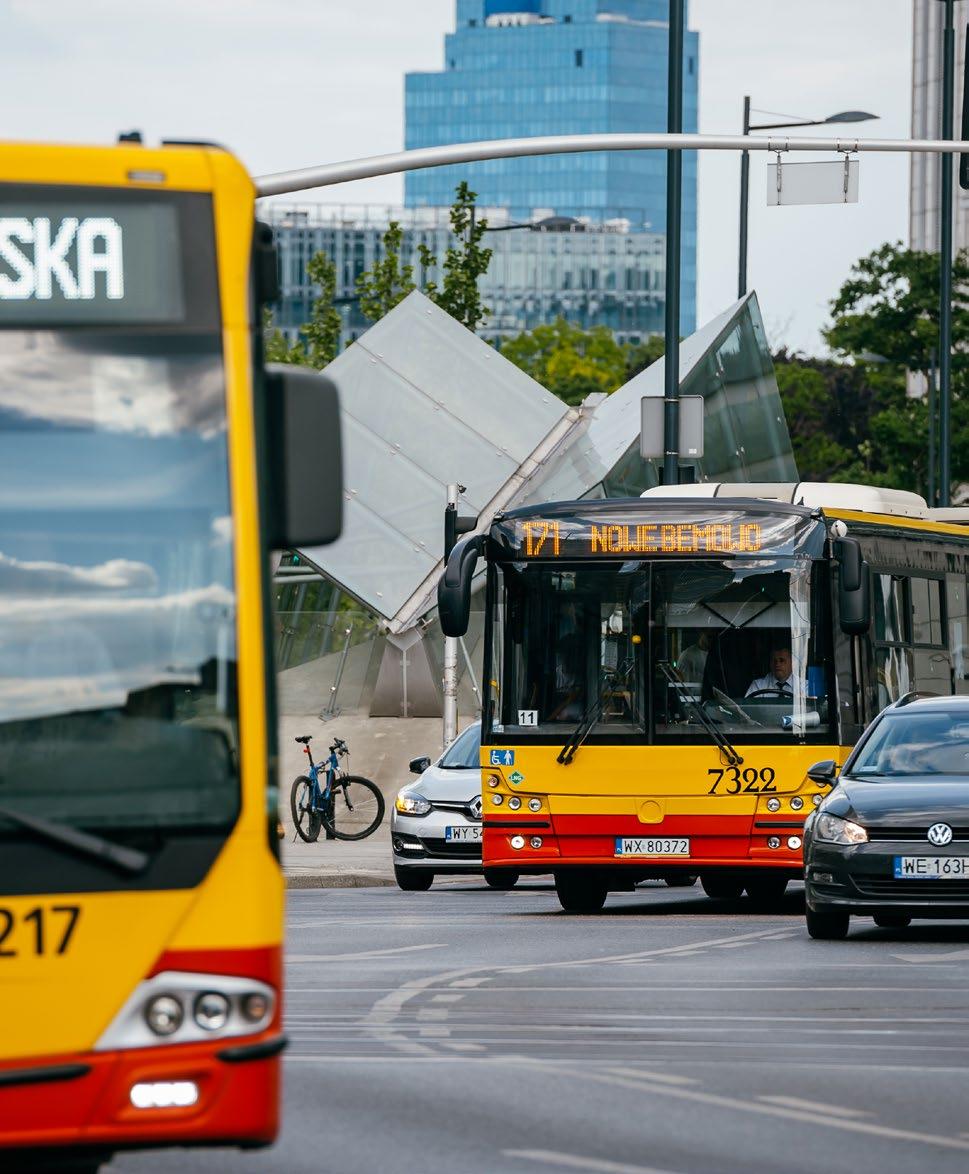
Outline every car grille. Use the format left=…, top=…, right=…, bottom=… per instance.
left=866, top=827, right=969, bottom=842
left=853, top=877, right=969, bottom=899
left=420, top=838, right=481, bottom=859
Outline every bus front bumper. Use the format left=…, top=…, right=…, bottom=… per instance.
left=0, top=1032, right=284, bottom=1155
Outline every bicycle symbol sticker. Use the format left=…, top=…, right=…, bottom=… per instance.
left=490, top=749, right=515, bottom=767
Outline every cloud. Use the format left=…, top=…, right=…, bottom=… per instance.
left=0, top=552, right=158, bottom=594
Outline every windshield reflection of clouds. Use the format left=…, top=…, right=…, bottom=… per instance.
left=0, top=331, right=235, bottom=725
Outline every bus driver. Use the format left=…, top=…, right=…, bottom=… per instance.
left=746, top=648, right=795, bottom=697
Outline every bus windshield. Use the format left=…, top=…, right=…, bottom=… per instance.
left=0, top=328, right=239, bottom=845
left=488, top=558, right=830, bottom=742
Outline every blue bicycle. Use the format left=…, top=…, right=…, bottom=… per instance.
left=290, top=736, right=385, bottom=842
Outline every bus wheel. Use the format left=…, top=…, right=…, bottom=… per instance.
left=745, top=875, right=788, bottom=908
left=664, top=874, right=698, bottom=888
left=700, top=874, right=744, bottom=901
left=484, top=868, right=520, bottom=890
left=7, top=1152, right=112, bottom=1174
left=555, top=871, right=607, bottom=914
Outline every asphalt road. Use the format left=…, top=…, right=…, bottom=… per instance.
left=112, top=881, right=969, bottom=1174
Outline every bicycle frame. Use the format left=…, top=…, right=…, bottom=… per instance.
left=301, top=744, right=340, bottom=815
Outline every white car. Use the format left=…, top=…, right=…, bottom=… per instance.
left=391, top=724, right=519, bottom=891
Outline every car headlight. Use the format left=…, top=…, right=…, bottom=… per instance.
left=814, top=812, right=868, bottom=845
left=395, top=791, right=432, bottom=816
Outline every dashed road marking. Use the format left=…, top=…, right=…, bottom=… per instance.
left=506, top=1149, right=679, bottom=1174
left=758, top=1095, right=871, bottom=1118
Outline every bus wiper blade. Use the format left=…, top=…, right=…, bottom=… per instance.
left=557, top=658, right=634, bottom=767
left=657, top=662, right=744, bottom=767
left=0, top=805, right=149, bottom=875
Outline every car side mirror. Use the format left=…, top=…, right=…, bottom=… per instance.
left=835, top=537, right=870, bottom=636
left=264, top=364, right=342, bottom=549
left=409, top=756, right=431, bottom=775
left=806, top=759, right=839, bottom=785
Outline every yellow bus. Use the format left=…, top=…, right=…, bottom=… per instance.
left=0, top=140, right=340, bottom=1172
left=439, top=482, right=969, bottom=912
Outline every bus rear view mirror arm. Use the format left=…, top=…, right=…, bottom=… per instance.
left=835, top=536, right=870, bottom=636
left=264, top=364, right=343, bottom=549
left=438, top=535, right=485, bottom=638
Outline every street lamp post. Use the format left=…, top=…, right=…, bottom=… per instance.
left=738, top=104, right=879, bottom=298
left=939, top=0, right=955, bottom=507
left=663, top=0, right=685, bottom=488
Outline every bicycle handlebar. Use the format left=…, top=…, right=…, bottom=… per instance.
left=330, top=738, right=348, bottom=755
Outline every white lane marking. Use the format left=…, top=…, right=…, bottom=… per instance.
left=758, top=1095, right=871, bottom=1119
left=506, top=1149, right=678, bottom=1174
left=431, top=993, right=465, bottom=1003
left=513, top=1058, right=969, bottom=1153
left=287, top=943, right=446, bottom=962
left=603, top=1067, right=698, bottom=1086
left=416, top=1009, right=449, bottom=1021
left=893, top=949, right=969, bottom=963
left=713, top=942, right=755, bottom=948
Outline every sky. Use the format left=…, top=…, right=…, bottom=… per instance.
left=2, top=0, right=913, bottom=354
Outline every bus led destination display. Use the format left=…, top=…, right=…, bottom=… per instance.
left=494, top=508, right=817, bottom=560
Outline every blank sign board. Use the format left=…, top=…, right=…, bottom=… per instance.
left=767, top=157, right=859, bottom=206
left=641, top=395, right=704, bottom=460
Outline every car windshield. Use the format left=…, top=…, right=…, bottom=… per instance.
left=851, top=711, right=969, bottom=777
left=439, top=725, right=480, bottom=769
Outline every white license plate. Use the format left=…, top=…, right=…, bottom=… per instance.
left=894, top=856, right=969, bottom=878
left=615, top=837, right=690, bottom=857
left=445, top=825, right=482, bottom=843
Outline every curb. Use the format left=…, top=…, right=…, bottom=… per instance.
left=285, top=872, right=396, bottom=890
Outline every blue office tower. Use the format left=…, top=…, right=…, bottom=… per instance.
left=405, top=0, right=698, bottom=333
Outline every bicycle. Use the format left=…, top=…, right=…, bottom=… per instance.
left=289, top=735, right=385, bottom=843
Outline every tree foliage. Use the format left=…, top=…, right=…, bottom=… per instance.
left=501, top=317, right=628, bottom=406
left=356, top=183, right=493, bottom=332
left=264, top=250, right=342, bottom=369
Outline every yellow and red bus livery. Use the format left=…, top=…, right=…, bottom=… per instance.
left=0, top=140, right=340, bottom=1170
left=439, top=482, right=969, bottom=912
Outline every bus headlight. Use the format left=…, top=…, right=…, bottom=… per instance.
left=790, top=796, right=804, bottom=811
left=145, top=995, right=183, bottom=1037
left=511, top=835, right=525, bottom=849
left=765, top=798, right=781, bottom=812
left=508, top=796, right=522, bottom=810
left=194, top=991, right=230, bottom=1032
left=528, top=798, right=542, bottom=812
left=241, top=992, right=272, bottom=1023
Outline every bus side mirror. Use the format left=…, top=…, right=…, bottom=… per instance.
left=806, top=759, right=839, bottom=785
left=438, top=535, right=484, bottom=638
left=264, top=364, right=343, bottom=549
left=835, top=537, right=870, bottom=635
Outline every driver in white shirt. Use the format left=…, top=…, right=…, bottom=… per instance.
left=746, top=648, right=794, bottom=697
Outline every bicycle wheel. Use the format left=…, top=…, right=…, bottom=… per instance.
left=326, top=775, right=385, bottom=840
left=290, top=776, right=322, bottom=843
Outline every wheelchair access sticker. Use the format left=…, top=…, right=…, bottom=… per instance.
left=490, top=749, right=515, bottom=767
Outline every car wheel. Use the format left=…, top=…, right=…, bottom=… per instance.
left=664, top=874, right=698, bottom=888
left=873, top=914, right=911, bottom=929
left=806, top=906, right=850, bottom=940
left=394, top=866, right=434, bottom=892
left=483, top=868, right=519, bottom=890
left=700, top=874, right=745, bottom=901
left=554, top=871, right=607, bottom=914
left=745, top=875, right=789, bottom=909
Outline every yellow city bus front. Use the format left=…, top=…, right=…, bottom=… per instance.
left=477, top=499, right=846, bottom=905
left=0, top=142, right=283, bottom=1160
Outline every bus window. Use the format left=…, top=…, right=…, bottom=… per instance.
left=947, top=574, right=969, bottom=694
left=493, top=564, right=644, bottom=733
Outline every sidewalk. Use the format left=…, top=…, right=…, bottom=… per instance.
left=278, top=713, right=442, bottom=888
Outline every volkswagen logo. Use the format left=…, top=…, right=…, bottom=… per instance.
left=928, top=823, right=954, bottom=847
left=469, top=796, right=483, bottom=820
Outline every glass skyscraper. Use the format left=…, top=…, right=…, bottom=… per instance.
left=405, top=0, right=699, bottom=331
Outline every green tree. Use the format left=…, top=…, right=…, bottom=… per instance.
left=821, top=241, right=969, bottom=496
left=501, top=317, right=628, bottom=406
left=264, top=250, right=342, bottom=369
left=423, top=181, right=493, bottom=331
left=355, top=221, right=418, bottom=323
left=624, top=335, right=665, bottom=381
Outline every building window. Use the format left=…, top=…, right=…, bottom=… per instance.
left=575, top=49, right=583, bottom=67
left=563, top=14, right=571, bottom=22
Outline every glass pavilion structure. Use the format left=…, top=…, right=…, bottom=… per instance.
left=274, top=290, right=795, bottom=718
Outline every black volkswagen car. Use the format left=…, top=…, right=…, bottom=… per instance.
left=803, top=695, right=969, bottom=939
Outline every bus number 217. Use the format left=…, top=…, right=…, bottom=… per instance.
left=707, top=767, right=777, bottom=795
